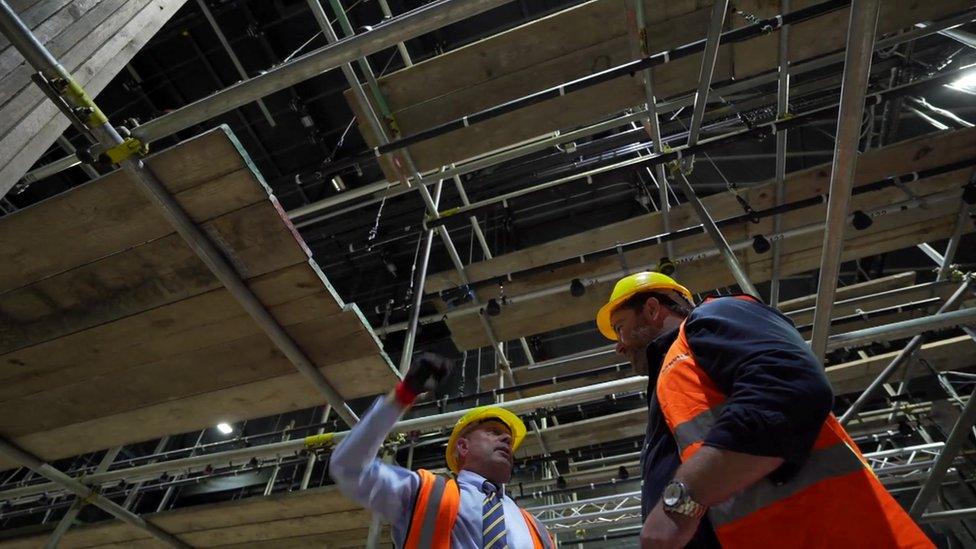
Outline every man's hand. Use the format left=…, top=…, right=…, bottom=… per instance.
left=640, top=500, right=699, bottom=549
left=403, top=352, right=452, bottom=395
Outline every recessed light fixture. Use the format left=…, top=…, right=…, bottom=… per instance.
left=216, top=422, right=233, bottom=435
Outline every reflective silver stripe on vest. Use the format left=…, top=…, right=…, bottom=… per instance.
left=709, top=442, right=867, bottom=527
left=418, top=475, right=447, bottom=547
left=526, top=512, right=554, bottom=549
left=673, top=405, right=724, bottom=454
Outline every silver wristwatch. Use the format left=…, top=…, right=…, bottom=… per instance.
left=662, top=480, right=707, bottom=519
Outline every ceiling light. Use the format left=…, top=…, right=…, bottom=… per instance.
left=331, top=175, right=346, bottom=192
left=947, top=69, right=976, bottom=94
left=751, top=235, right=771, bottom=254
left=216, top=422, right=233, bottom=435
left=570, top=278, right=585, bottom=297
left=655, top=256, right=675, bottom=276
left=851, top=210, right=873, bottom=231
left=963, top=181, right=976, bottom=205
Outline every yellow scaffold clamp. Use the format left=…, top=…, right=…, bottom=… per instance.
left=947, top=269, right=970, bottom=284
left=381, top=432, right=407, bottom=455
left=81, top=486, right=101, bottom=506
left=101, top=137, right=148, bottom=165
left=426, top=207, right=460, bottom=226
left=304, top=432, right=336, bottom=451
left=55, top=76, right=109, bottom=128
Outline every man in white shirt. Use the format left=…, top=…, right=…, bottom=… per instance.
left=330, top=353, right=554, bottom=548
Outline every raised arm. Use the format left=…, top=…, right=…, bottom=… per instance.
left=329, top=353, right=453, bottom=524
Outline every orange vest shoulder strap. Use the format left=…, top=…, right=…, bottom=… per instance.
left=404, top=469, right=460, bottom=549
left=520, top=507, right=554, bottom=549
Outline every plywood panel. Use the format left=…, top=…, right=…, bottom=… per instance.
left=517, top=408, right=647, bottom=457
left=0, top=0, right=188, bottom=192
left=0, top=128, right=245, bottom=293
left=0, top=263, right=338, bottom=401
left=0, top=127, right=396, bottom=468
left=0, top=198, right=308, bottom=353
left=0, top=308, right=376, bottom=436
left=829, top=336, right=976, bottom=396
left=426, top=128, right=976, bottom=293
left=0, top=349, right=391, bottom=470
left=0, top=485, right=370, bottom=548
left=777, top=272, right=917, bottom=313
left=351, top=0, right=968, bottom=175
left=438, top=128, right=976, bottom=349
left=0, top=0, right=115, bottom=98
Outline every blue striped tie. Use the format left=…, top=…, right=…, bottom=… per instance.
left=482, top=480, right=508, bottom=549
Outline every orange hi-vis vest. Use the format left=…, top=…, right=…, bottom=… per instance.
left=657, top=295, right=933, bottom=548
left=403, top=469, right=553, bottom=549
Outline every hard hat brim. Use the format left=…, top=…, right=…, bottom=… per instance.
left=596, top=295, right=629, bottom=341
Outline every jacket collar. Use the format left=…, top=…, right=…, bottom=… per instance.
left=644, top=325, right=681, bottom=382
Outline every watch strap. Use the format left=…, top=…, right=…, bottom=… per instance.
left=667, top=497, right=707, bottom=519
left=663, top=481, right=707, bottom=519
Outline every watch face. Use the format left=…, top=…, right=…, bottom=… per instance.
left=663, top=482, right=683, bottom=506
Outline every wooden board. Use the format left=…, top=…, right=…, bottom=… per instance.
left=516, top=335, right=976, bottom=458
left=0, top=127, right=397, bottom=469
left=0, top=129, right=246, bottom=292
left=437, top=128, right=976, bottom=349
left=502, top=334, right=976, bottom=470
left=0, top=0, right=188, bottom=193
left=426, top=128, right=975, bottom=292
left=787, top=279, right=962, bottom=328
left=0, top=485, right=380, bottom=548
left=829, top=335, right=976, bottom=396
left=347, top=0, right=969, bottom=177
left=517, top=408, right=647, bottom=458
left=477, top=273, right=927, bottom=394
left=777, top=272, right=917, bottom=313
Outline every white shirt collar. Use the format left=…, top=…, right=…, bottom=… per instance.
left=457, top=469, right=506, bottom=497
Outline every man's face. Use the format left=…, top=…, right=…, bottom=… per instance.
left=611, top=297, right=671, bottom=374
left=456, top=420, right=514, bottom=484
left=611, top=306, right=652, bottom=350
left=612, top=296, right=672, bottom=347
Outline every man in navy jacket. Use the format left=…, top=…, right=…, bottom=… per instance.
left=596, top=272, right=929, bottom=548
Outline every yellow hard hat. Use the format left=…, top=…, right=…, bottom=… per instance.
left=445, top=406, right=526, bottom=474
left=596, top=271, right=694, bottom=341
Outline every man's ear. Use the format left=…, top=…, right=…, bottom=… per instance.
left=456, top=437, right=469, bottom=464
left=641, top=296, right=661, bottom=322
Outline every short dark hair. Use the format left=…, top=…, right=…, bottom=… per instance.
left=621, top=290, right=694, bottom=317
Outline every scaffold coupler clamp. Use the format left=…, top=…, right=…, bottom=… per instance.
left=303, top=432, right=337, bottom=455
left=99, top=136, right=149, bottom=166
left=30, top=72, right=98, bottom=145
left=81, top=485, right=101, bottom=507
left=380, top=432, right=407, bottom=456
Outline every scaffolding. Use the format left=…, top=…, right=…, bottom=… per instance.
left=1, top=0, right=976, bottom=546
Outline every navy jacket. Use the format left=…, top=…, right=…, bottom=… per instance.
left=640, top=295, right=834, bottom=547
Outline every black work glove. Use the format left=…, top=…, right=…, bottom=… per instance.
left=403, top=352, right=453, bottom=395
